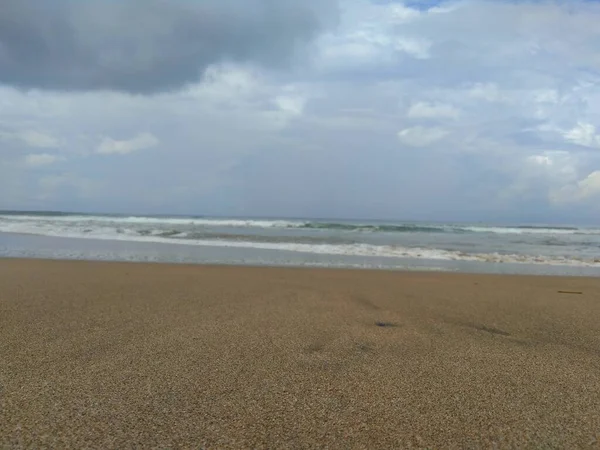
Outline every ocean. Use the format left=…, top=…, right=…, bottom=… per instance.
left=0, top=211, right=599, bottom=276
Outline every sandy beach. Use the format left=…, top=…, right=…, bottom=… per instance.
left=1, top=258, right=599, bottom=449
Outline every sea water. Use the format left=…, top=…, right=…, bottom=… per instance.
left=0, top=211, right=599, bottom=276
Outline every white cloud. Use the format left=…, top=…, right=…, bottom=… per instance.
left=316, top=31, right=392, bottom=69
left=468, top=83, right=509, bottom=103
left=528, top=155, right=553, bottom=166
left=533, top=90, right=559, bottom=104
left=576, top=171, right=600, bottom=199
left=407, top=102, right=460, bottom=120
left=190, top=64, right=261, bottom=104
left=389, top=4, right=421, bottom=23
left=181, top=64, right=309, bottom=132
left=394, top=37, right=431, bottom=59
left=397, top=126, right=448, bottom=147
left=19, top=130, right=60, bottom=148
left=516, top=151, right=600, bottom=207
left=551, top=171, right=600, bottom=204
left=274, top=94, right=306, bottom=117
left=500, top=151, right=581, bottom=202
left=563, top=122, right=600, bottom=148
left=24, top=153, right=61, bottom=167
left=267, top=93, right=308, bottom=129
left=526, top=151, right=578, bottom=180
left=313, top=1, right=436, bottom=71
left=0, top=129, right=59, bottom=148
left=97, top=133, right=159, bottom=155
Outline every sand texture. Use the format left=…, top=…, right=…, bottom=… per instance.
left=1, top=259, right=599, bottom=449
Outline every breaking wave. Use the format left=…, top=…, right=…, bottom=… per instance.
left=0, top=212, right=598, bottom=267
left=0, top=212, right=595, bottom=235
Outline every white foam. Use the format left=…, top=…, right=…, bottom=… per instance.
left=3, top=214, right=599, bottom=236
left=460, top=226, right=587, bottom=235
left=0, top=214, right=300, bottom=229
left=1, top=219, right=598, bottom=268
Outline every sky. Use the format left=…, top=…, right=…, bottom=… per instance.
left=1, top=0, right=600, bottom=223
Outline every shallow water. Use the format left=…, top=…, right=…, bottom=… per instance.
left=2, top=231, right=599, bottom=277
left=1, top=212, right=599, bottom=275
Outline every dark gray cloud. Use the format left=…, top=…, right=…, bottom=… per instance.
left=0, top=0, right=336, bottom=93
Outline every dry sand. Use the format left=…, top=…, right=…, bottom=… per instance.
left=1, top=258, right=599, bottom=449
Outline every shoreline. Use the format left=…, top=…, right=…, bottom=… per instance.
left=1, top=228, right=599, bottom=278
left=1, top=254, right=599, bottom=277
left=2, top=258, right=599, bottom=448
left=1, top=253, right=599, bottom=279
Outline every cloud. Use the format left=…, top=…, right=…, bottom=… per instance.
left=563, top=122, right=600, bottom=148
left=527, top=155, right=553, bottom=167
left=551, top=171, right=600, bottom=204
left=394, top=37, right=431, bottom=59
left=0, top=0, right=336, bottom=94
left=389, top=4, right=422, bottom=23
left=506, top=151, right=600, bottom=210
left=526, top=151, right=577, bottom=175
left=407, top=102, right=460, bottom=120
left=575, top=171, right=600, bottom=200
left=274, top=95, right=306, bottom=117
left=468, top=83, right=510, bottom=103
left=184, top=64, right=269, bottom=107
left=0, top=129, right=59, bottom=148
left=183, top=64, right=310, bottom=131
left=97, top=133, right=159, bottom=155
left=525, top=151, right=579, bottom=190
left=19, top=131, right=60, bottom=148
left=24, top=153, right=61, bottom=167
left=3, top=0, right=600, bottom=221
left=397, top=126, right=448, bottom=147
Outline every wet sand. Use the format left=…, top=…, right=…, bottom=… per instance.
left=1, top=259, right=599, bottom=448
